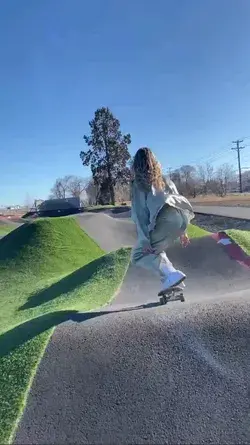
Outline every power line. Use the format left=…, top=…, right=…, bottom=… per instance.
left=173, top=151, right=233, bottom=172
left=169, top=140, right=245, bottom=174
left=173, top=144, right=233, bottom=171
left=231, top=139, right=245, bottom=193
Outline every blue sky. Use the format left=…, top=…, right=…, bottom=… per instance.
left=1, top=0, right=250, bottom=205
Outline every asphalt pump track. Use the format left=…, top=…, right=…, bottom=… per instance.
left=15, top=212, right=250, bottom=444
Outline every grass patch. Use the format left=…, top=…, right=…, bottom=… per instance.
left=86, top=204, right=115, bottom=211
left=0, top=224, right=16, bottom=236
left=0, top=217, right=130, bottom=444
left=226, top=229, right=250, bottom=256
left=173, top=224, right=209, bottom=245
left=187, top=224, right=210, bottom=238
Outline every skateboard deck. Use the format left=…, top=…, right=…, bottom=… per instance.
left=158, top=285, right=185, bottom=305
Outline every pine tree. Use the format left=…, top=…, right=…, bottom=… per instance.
left=80, top=107, right=131, bottom=205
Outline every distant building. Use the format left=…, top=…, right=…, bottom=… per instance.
left=38, top=197, right=81, bottom=212
left=22, top=196, right=83, bottom=219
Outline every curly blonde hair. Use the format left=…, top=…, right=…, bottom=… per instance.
left=132, top=147, right=165, bottom=192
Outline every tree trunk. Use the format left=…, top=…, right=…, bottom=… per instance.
left=109, top=183, right=115, bottom=205
left=103, top=132, right=115, bottom=205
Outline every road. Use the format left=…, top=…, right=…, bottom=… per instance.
left=89, top=204, right=250, bottom=220
left=15, top=212, right=250, bottom=444
left=193, top=204, right=250, bottom=219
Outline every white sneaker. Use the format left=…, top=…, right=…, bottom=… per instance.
left=161, top=270, right=186, bottom=293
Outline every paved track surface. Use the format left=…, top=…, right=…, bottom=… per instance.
left=193, top=204, right=250, bottom=219
left=15, top=212, right=250, bottom=444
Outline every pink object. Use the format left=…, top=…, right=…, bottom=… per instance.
left=211, top=232, right=250, bottom=269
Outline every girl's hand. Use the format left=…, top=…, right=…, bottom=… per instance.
left=180, top=233, right=190, bottom=248
left=142, top=245, right=155, bottom=254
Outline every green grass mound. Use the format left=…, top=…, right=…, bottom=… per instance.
left=86, top=204, right=115, bottom=211
left=0, top=217, right=130, bottom=444
left=187, top=224, right=210, bottom=238
left=226, top=229, right=250, bottom=256
left=0, top=217, right=102, bottom=274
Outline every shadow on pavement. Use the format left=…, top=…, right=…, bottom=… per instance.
left=1, top=302, right=163, bottom=359
left=0, top=311, right=77, bottom=358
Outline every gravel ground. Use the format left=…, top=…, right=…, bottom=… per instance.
left=194, top=213, right=250, bottom=233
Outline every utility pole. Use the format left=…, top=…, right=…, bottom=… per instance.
left=231, top=139, right=244, bottom=193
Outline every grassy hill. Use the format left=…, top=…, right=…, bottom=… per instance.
left=0, top=217, right=102, bottom=273
left=0, top=217, right=130, bottom=444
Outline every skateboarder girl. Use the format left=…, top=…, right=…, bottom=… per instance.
left=131, top=147, right=195, bottom=292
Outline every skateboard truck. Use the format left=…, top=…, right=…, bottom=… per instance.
left=158, top=286, right=185, bottom=305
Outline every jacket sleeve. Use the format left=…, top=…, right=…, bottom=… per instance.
left=131, top=181, right=150, bottom=245
left=167, top=179, right=179, bottom=195
left=166, top=179, right=195, bottom=224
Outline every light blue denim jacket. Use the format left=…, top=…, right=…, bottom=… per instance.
left=131, top=179, right=195, bottom=245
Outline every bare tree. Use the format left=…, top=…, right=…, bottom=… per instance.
left=50, top=176, right=72, bottom=199
left=114, top=181, right=130, bottom=203
left=50, top=175, right=89, bottom=201
left=166, top=162, right=237, bottom=198
left=85, top=178, right=99, bottom=205
left=206, top=163, right=214, bottom=183
left=197, top=163, right=214, bottom=195
left=179, top=165, right=197, bottom=197
left=170, top=169, right=182, bottom=190
left=242, top=170, right=250, bottom=191
left=68, top=176, right=88, bottom=199
left=180, top=164, right=196, bottom=183
left=215, top=163, right=235, bottom=196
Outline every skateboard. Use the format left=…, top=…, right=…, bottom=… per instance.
left=158, top=286, right=185, bottom=305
